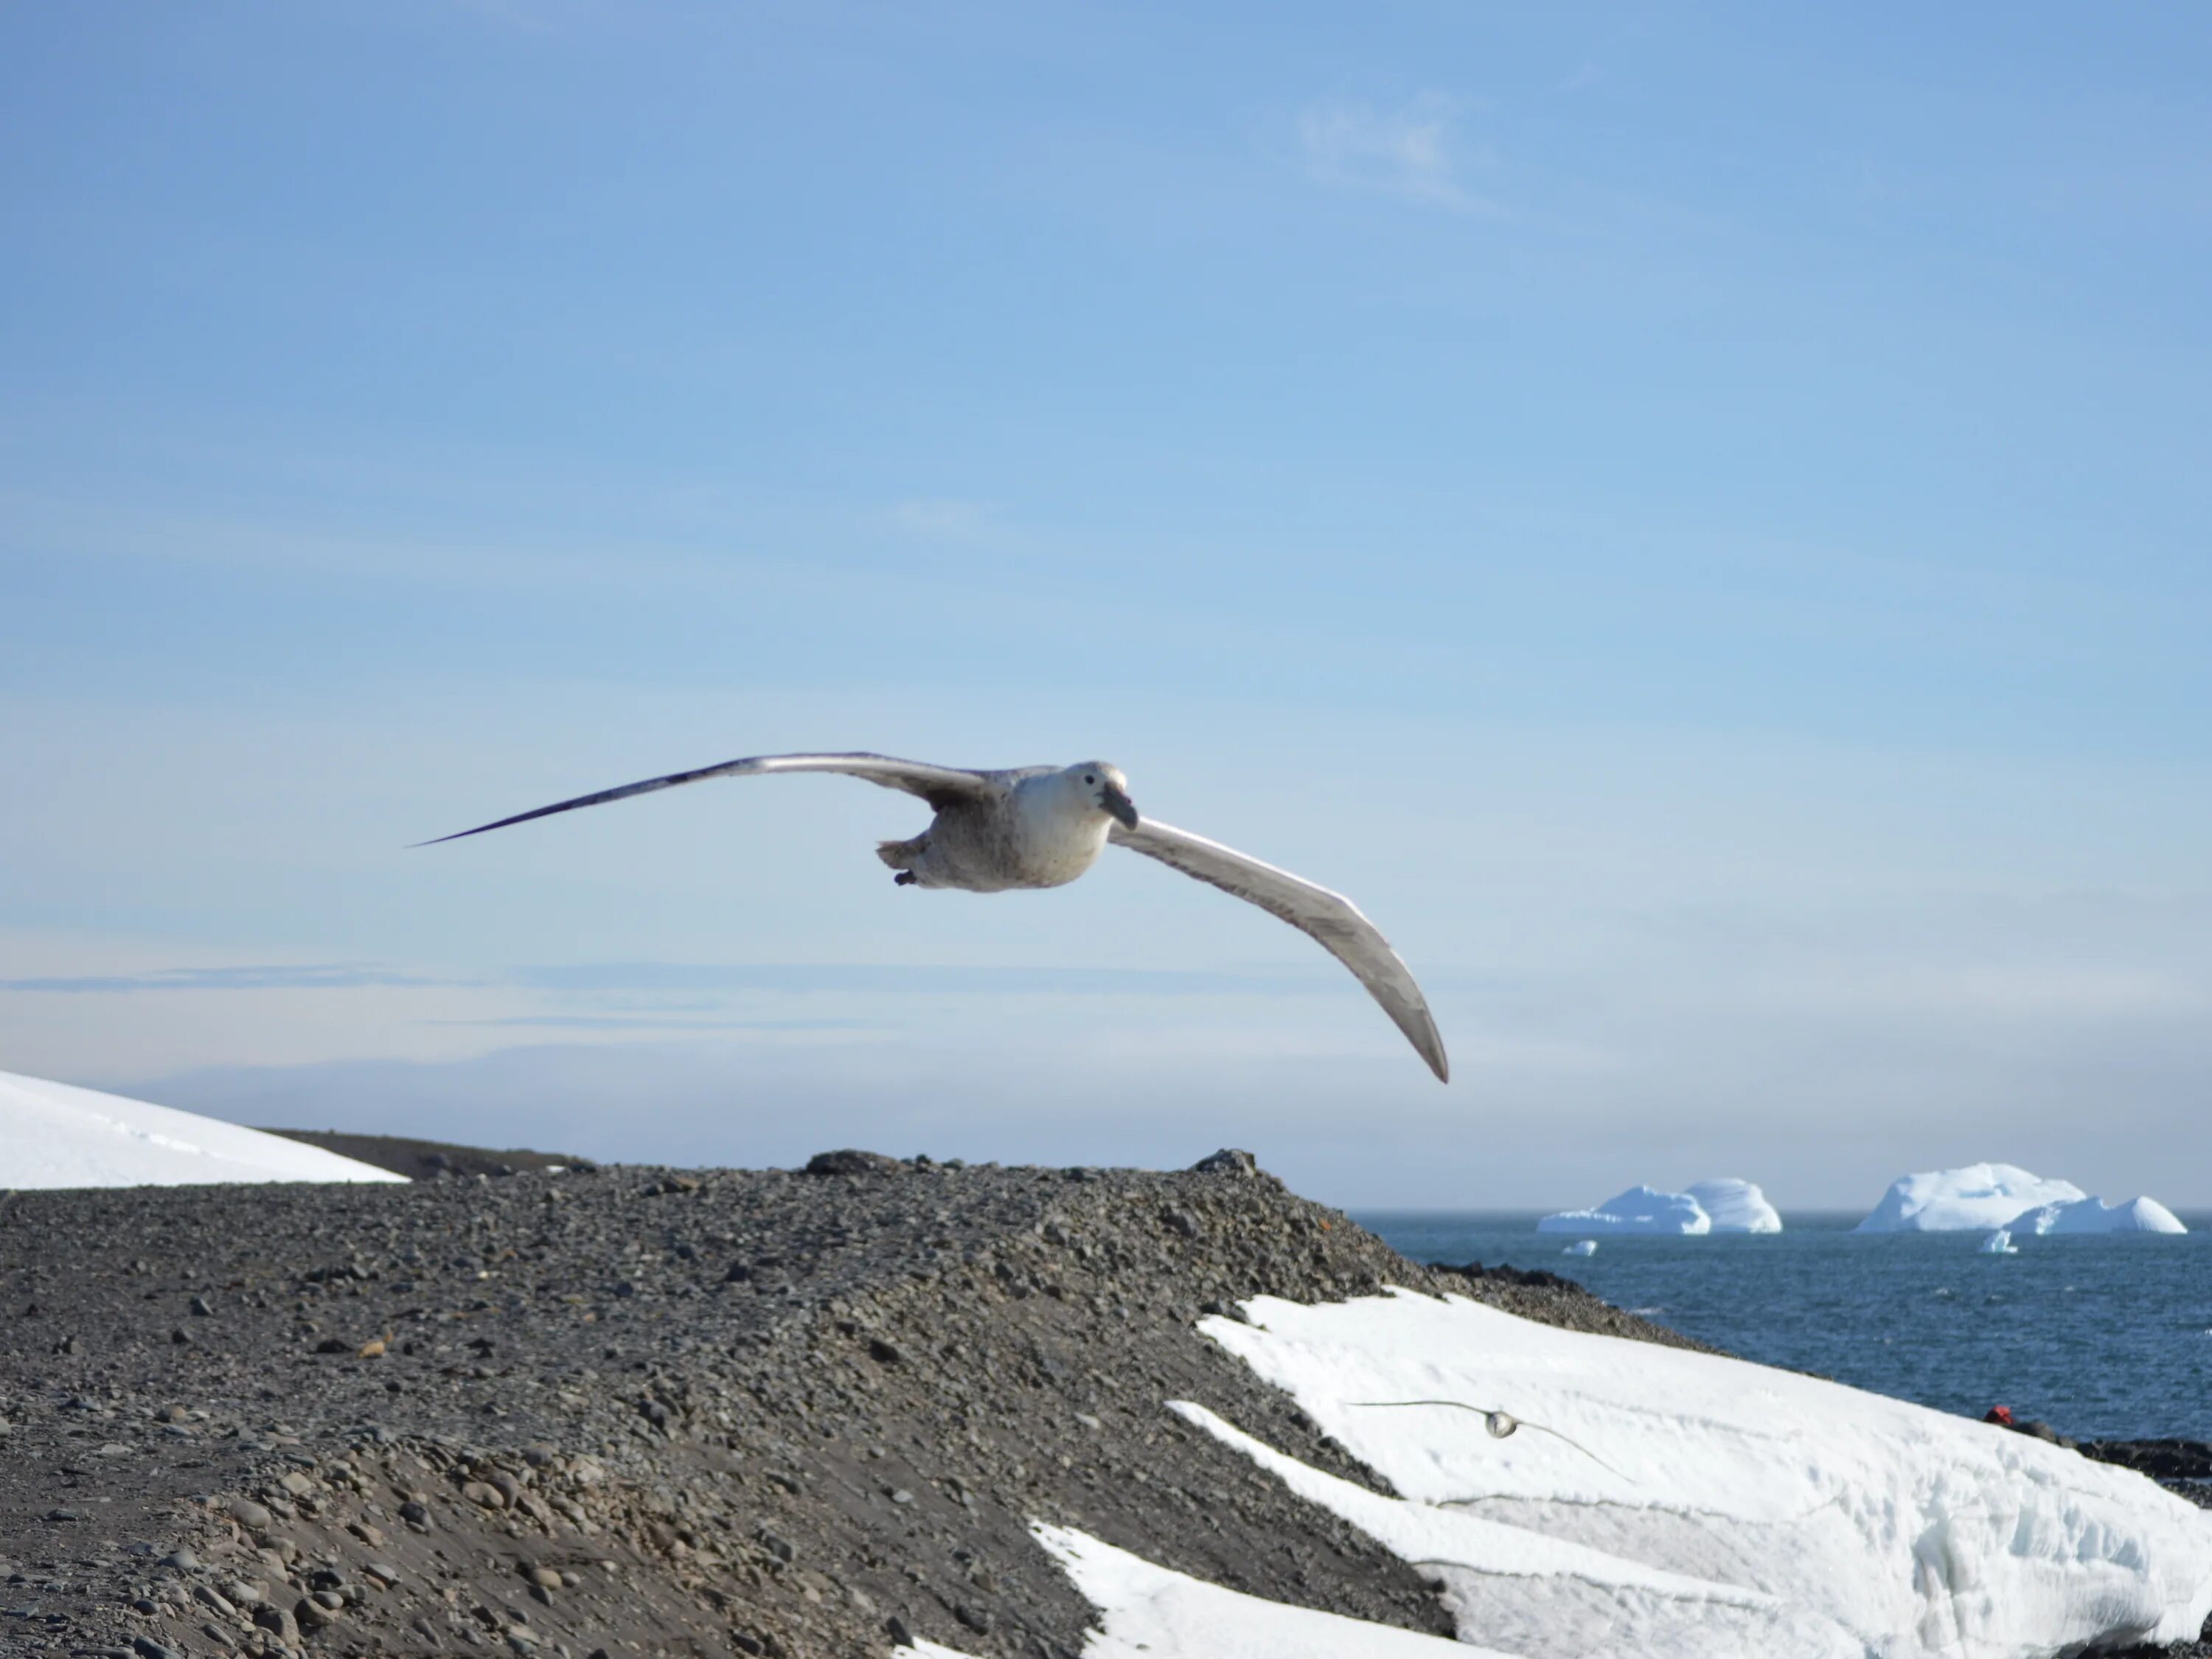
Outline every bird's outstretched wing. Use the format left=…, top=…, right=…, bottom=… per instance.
left=1109, top=819, right=1447, bottom=1082
left=417, top=753, right=1002, bottom=846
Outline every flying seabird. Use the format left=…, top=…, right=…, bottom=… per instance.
left=1352, top=1399, right=1630, bottom=1481
left=420, top=751, right=1447, bottom=1080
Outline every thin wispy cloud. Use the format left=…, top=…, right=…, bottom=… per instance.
left=442, top=1015, right=878, bottom=1032
left=1298, top=94, right=1497, bottom=214
left=0, top=959, right=1318, bottom=999
left=0, top=964, right=464, bottom=994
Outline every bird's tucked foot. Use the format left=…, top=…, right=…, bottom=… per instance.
left=893, top=870, right=917, bottom=886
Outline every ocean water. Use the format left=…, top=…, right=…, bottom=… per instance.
left=1353, top=1211, right=2212, bottom=1444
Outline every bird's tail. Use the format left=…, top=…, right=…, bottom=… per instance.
left=876, top=833, right=926, bottom=871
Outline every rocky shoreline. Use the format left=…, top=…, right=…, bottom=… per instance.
left=1, top=1149, right=2204, bottom=1659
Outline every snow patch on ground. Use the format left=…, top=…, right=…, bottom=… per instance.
left=1031, top=1524, right=1512, bottom=1658
left=0, top=1069, right=406, bottom=1188
left=896, top=1523, right=1509, bottom=1659
left=1190, top=1289, right=2212, bottom=1658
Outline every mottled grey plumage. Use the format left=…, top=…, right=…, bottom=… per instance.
left=422, top=750, right=1447, bottom=1080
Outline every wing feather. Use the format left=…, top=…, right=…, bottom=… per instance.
left=1110, top=819, right=1448, bottom=1082
left=417, top=753, right=1000, bottom=846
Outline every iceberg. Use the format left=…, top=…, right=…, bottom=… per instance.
left=0, top=1069, right=406, bottom=1189
left=1537, top=1184, right=1709, bottom=1235
left=2023, top=1195, right=2188, bottom=1235
left=1854, top=1163, right=2086, bottom=1233
left=1538, top=1178, right=1781, bottom=1236
left=1684, top=1178, right=1784, bottom=1233
left=1854, top=1164, right=2185, bottom=1235
left=1562, top=1239, right=1598, bottom=1257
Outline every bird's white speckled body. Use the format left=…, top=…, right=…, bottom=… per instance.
left=878, top=766, right=1121, bottom=891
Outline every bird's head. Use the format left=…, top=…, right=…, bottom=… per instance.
left=1063, top=761, right=1138, bottom=829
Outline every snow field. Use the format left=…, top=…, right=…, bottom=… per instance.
left=905, top=1287, right=2211, bottom=1658
left=0, top=1069, right=406, bottom=1188
left=1192, top=1289, right=2212, bottom=1658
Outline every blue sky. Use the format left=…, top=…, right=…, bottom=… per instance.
left=3, top=2, right=2208, bottom=1207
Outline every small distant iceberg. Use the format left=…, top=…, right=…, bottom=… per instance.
left=1562, top=1239, right=1598, bottom=1257
left=1981, top=1228, right=2019, bottom=1255
left=1854, top=1163, right=2185, bottom=1234
left=2023, top=1195, right=2187, bottom=1235
left=1538, top=1178, right=1781, bottom=1236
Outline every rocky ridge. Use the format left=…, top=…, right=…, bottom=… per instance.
left=0, top=1150, right=1694, bottom=1659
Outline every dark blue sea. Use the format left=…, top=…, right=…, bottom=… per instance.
left=1353, top=1211, right=2212, bottom=1444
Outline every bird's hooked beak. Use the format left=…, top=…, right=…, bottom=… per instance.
left=1100, top=782, right=1139, bottom=830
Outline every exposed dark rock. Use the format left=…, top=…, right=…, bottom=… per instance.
left=2083, top=1439, right=2212, bottom=1482
left=803, top=1148, right=908, bottom=1176
left=258, top=1127, right=588, bottom=1180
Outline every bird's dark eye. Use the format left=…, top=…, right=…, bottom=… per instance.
left=1084, top=773, right=1096, bottom=785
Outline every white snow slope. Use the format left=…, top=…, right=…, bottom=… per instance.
left=1856, top=1165, right=2183, bottom=1234
left=906, top=1287, right=2212, bottom=1659
left=0, top=1069, right=406, bottom=1189
left=1189, top=1290, right=2212, bottom=1658
left=1537, top=1184, right=1711, bottom=1235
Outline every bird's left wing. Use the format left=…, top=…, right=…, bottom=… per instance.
left=1109, top=819, right=1448, bottom=1082
left=416, top=753, right=1002, bottom=846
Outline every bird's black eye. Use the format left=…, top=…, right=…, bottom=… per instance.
left=1084, top=773, right=1096, bottom=785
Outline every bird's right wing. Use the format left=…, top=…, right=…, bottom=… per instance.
left=1109, top=818, right=1448, bottom=1082
left=417, top=753, right=1002, bottom=846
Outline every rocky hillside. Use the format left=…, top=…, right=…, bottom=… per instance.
left=0, top=1149, right=1695, bottom=1659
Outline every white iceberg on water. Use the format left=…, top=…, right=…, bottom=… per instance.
left=0, top=1069, right=405, bottom=1189
left=1855, top=1163, right=2183, bottom=1234
left=1562, top=1239, right=1598, bottom=1257
left=1538, top=1184, right=1708, bottom=1235
left=1684, top=1177, right=1784, bottom=1232
left=2023, top=1195, right=2188, bottom=1235
left=1537, top=1178, right=1781, bottom=1236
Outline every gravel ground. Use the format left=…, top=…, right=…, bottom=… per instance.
left=1, top=1149, right=2199, bottom=1659
left=0, top=1148, right=1695, bottom=1659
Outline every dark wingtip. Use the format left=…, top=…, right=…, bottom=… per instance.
left=408, top=818, right=522, bottom=849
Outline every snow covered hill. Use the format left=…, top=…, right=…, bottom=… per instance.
left=0, top=1069, right=406, bottom=1188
